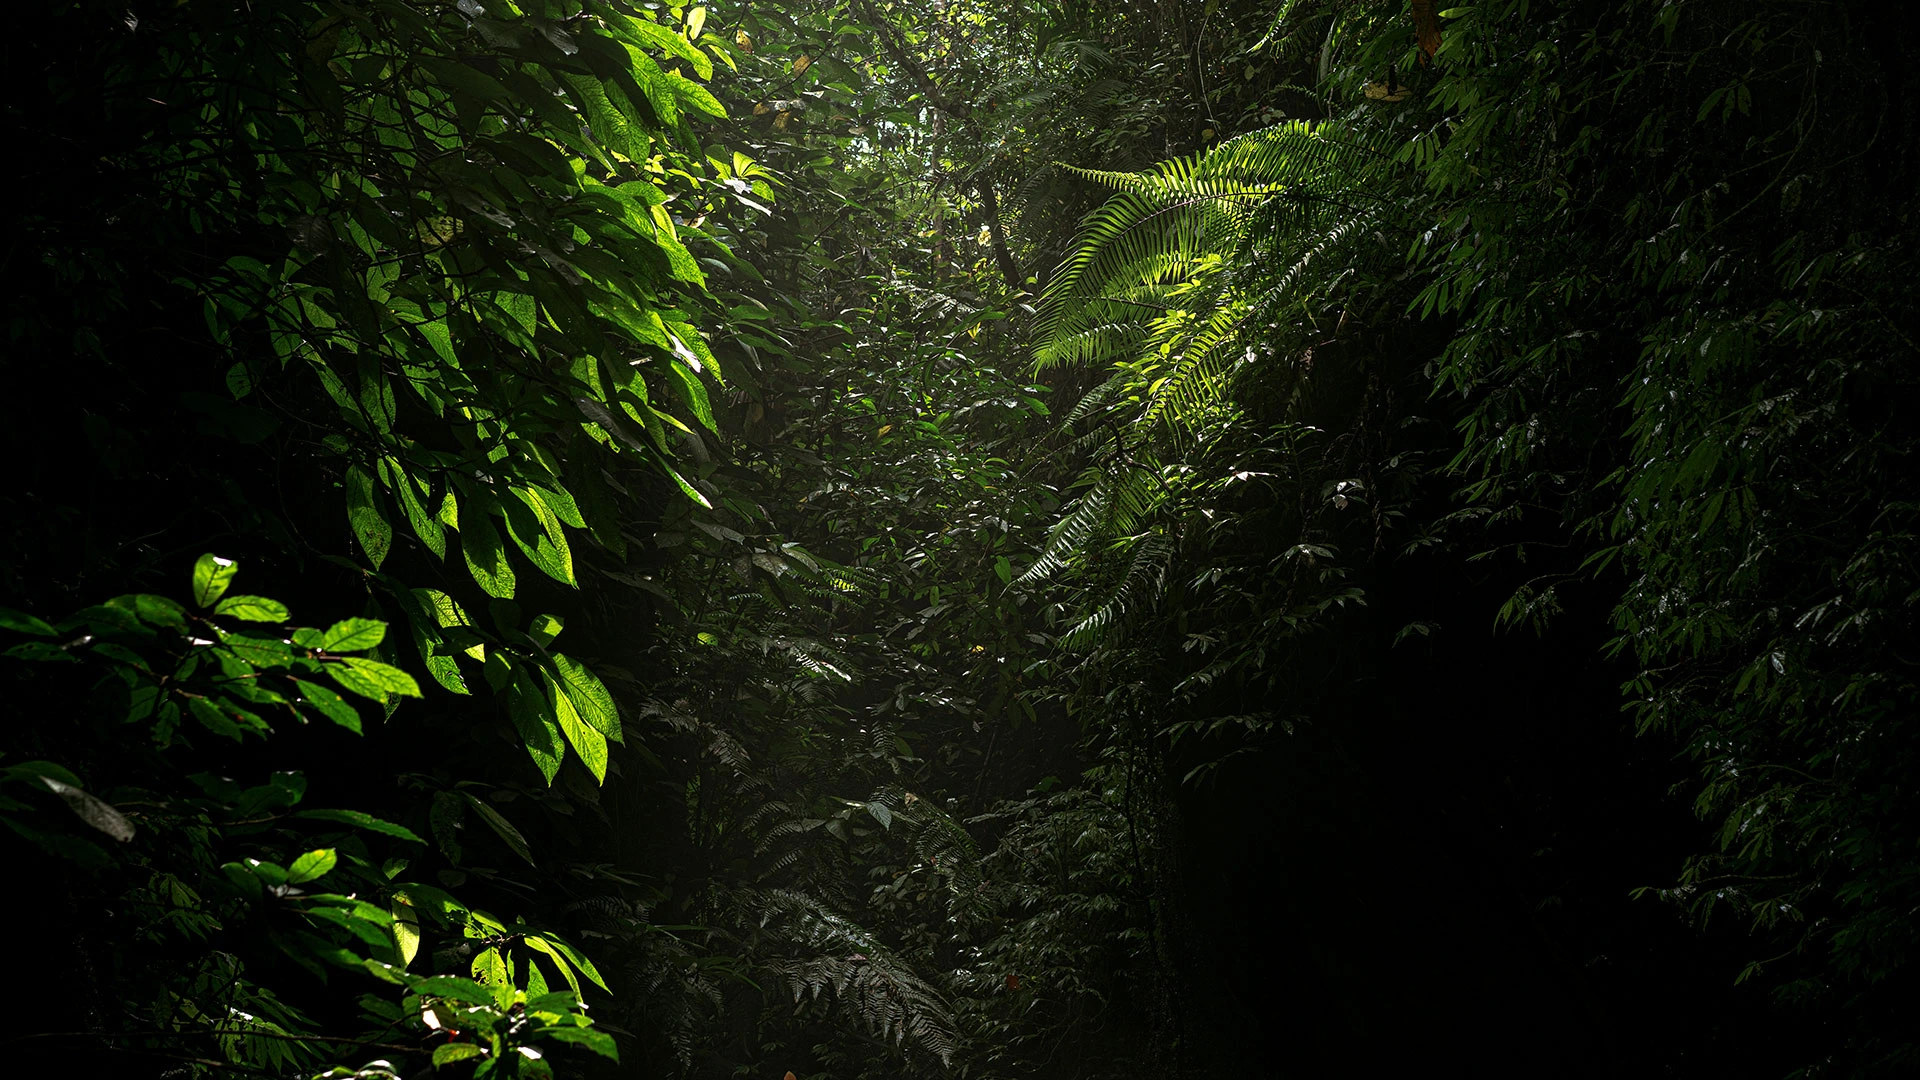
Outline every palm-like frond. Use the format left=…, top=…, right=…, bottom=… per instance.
left=1024, top=119, right=1403, bottom=653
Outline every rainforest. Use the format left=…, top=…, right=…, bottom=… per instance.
left=2, top=1, right=1916, bottom=1076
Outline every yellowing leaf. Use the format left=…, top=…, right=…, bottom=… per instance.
left=790, top=54, right=811, bottom=76
left=687, top=5, right=706, bottom=38
left=735, top=28, right=753, bottom=51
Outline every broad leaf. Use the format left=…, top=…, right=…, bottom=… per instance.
left=550, top=653, right=621, bottom=741
left=460, top=791, right=535, bottom=866
left=192, top=554, right=239, bottom=608
left=213, top=595, right=290, bottom=622
left=506, top=669, right=565, bottom=784
left=345, top=466, right=393, bottom=570
left=327, top=657, right=423, bottom=700
left=294, top=808, right=425, bottom=844
left=461, top=506, right=518, bottom=599
left=546, top=670, right=607, bottom=782
left=293, top=678, right=364, bottom=734
left=0, top=607, right=57, bottom=637
left=316, top=618, right=386, bottom=652
left=287, top=848, right=338, bottom=884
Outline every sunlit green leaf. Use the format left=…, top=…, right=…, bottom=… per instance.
left=507, top=669, right=565, bottom=784
left=214, top=595, right=290, bottom=622
left=192, top=554, right=239, bottom=608
left=287, top=848, right=338, bottom=884
left=327, top=657, right=423, bottom=700
left=462, top=506, right=518, bottom=599
left=293, top=678, right=363, bottom=733
left=545, top=669, right=607, bottom=782
left=316, top=618, right=386, bottom=652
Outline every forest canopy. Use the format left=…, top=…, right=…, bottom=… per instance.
left=1, top=0, right=1915, bottom=1077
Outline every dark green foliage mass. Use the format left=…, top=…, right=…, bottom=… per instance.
left=3, top=0, right=1917, bottom=1077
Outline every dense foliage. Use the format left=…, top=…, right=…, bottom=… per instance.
left=3, top=0, right=1916, bottom=1077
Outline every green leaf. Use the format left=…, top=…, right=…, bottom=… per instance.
left=214, top=595, right=290, bottom=622
left=387, top=458, right=448, bottom=559
left=460, top=792, right=535, bottom=866
left=528, top=613, right=563, bottom=647
left=4, top=641, right=73, bottom=663
left=550, top=654, right=620, bottom=741
left=0, top=607, right=57, bottom=637
left=346, top=466, right=394, bottom=570
left=293, top=678, right=364, bottom=733
left=287, top=848, right=338, bottom=884
left=530, top=484, right=586, bottom=529
left=414, top=975, right=496, bottom=1006
left=391, top=895, right=421, bottom=968
left=317, top=617, right=386, bottom=652
left=122, top=594, right=189, bottom=630
left=525, top=937, right=582, bottom=996
left=664, top=358, right=716, bottom=432
left=432, top=1043, right=487, bottom=1067
left=545, top=670, right=607, bottom=782
left=534, top=1024, right=618, bottom=1060
left=538, top=934, right=608, bottom=992
left=327, top=657, right=423, bottom=701
left=507, top=487, right=576, bottom=586
left=462, top=506, right=518, bottom=599
left=3, top=760, right=83, bottom=787
left=294, top=808, right=424, bottom=843
left=190, top=697, right=252, bottom=740
left=507, top=668, right=565, bottom=785
left=192, top=554, right=239, bottom=607
left=219, top=630, right=294, bottom=668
